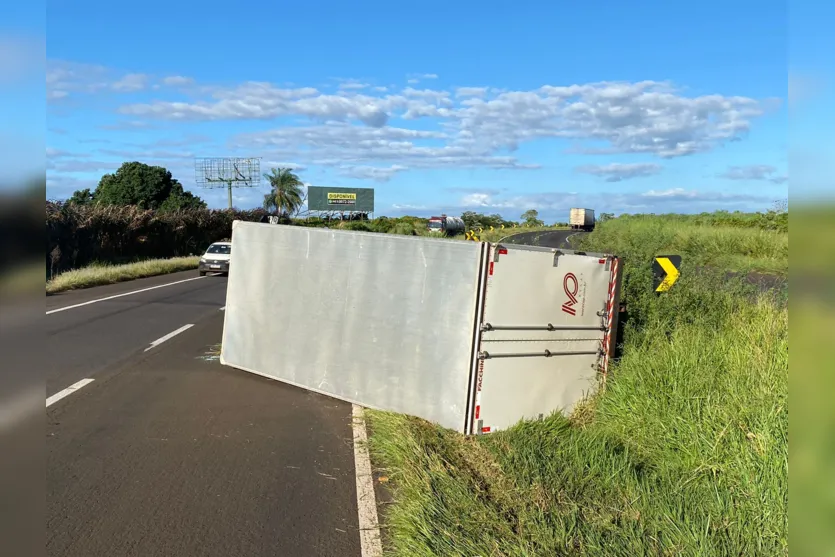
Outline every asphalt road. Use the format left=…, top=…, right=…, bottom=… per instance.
left=500, top=228, right=587, bottom=249
left=46, top=271, right=361, bottom=557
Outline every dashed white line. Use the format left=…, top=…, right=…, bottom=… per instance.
left=46, top=378, right=95, bottom=408
left=352, top=404, right=383, bottom=557
left=144, top=324, right=194, bottom=352
left=46, top=276, right=206, bottom=315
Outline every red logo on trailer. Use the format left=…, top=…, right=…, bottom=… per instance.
left=562, top=273, right=579, bottom=316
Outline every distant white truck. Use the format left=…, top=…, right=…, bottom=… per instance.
left=569, top=208, right=595, bottom=231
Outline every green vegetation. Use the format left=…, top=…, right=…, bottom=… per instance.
left=366, top=210, right=788, bottom=556
left=69, top=161, right=207, bottom=211
left=46, top=202, right=269, bottom=277
left=585, top=210, right=788, bottom=275
left=46, top=256, right=200, bottom=294
left=262, top=167, right=305, bottom=215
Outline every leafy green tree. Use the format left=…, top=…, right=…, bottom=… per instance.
left=521, top=209, right=544, bottom=227
left=262, top=167, right=304, bottom=215
left=598, top=212, right=615, bottom=223
left=159, top=189, right=207, bottom=212
left=461, top=211, right=516, bottom=230
left=67, top=188, right=95, bottom=206
left=94, top=161, right=205, bottom=210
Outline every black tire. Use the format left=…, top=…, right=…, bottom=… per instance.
left=199, top=271, right=206, bottom=276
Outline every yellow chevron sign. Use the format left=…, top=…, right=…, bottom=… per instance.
left=653, top=255, right=681, bottom=292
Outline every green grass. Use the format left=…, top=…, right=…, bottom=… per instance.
left=365, top=212, right=788, bottom=556
left=46, top=256, right=200, bottom=294
left=584, top=214, right=787, bottom=276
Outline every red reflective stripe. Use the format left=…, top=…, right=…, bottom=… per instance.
left=498, top=248, right=508, bottom=255
left=599, top=258, right=606, bottom=264
left=475, top=405, right=480, bottom=419
left=489, top=262, right=494, bottom=275
left=481, top=426, right=491, bottom=433
left=601, top=258, right=619, bottom=373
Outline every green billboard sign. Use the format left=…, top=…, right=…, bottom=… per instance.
left=307, top=186, right=375, bottom=212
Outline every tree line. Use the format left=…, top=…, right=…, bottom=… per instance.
left=64, top=161, right=562, bottom=228
left=67, top=161, right=307, bottom=215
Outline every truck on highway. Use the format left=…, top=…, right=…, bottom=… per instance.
left=569, top=208, right=595, bottom=231
left=427, top=215, right=466, bottom=236
left=221, top=221, right=623, bottom=436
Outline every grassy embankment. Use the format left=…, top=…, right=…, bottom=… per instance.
left=46, top=256, right=200, bottom=294
left=366, top=212, right=788, bottom=556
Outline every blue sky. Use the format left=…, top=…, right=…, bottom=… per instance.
left=43, top=0, right=795, bottom=220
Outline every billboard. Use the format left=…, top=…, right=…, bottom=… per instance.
left=308, top=186, right=374, bottom=212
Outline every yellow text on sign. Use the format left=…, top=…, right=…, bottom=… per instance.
left=655, top=257, right=680, bottom=292
left=327, top=193, right=357, bottom=200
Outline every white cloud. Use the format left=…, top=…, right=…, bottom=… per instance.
left=338, top=80, right=370, bottom=90
left=455, top=87, right=488, bottom=98
left=47, top=60, right=152, bottom=101
left=232, top=123, right=538, bottom=171
left=100, top=148, right=195, bottom=160
left=51, top=63, right=777, bottom=192
left=162, top=75, right=195, bottom=87
left=46, top=148, right=83, bottom=159
left=575, top=162, right=662, bottom=182
left=50, top=159, right=121, bottom=173
left=338, top=164, right=407, bottom=182
left=119, top=77, right=770, bottom=166
left=391, top=203, right=429, bottom=211
left=262, top=161, right=307, bottom=171
left=641, top=188, right=699, bottom=198
left=719, top=165, right=787, bottom=184
left=405, top=73, right=439, bottom=84
left=388, top=187, right=771, bottom=218
left=111, top=73, right=149, bottom=92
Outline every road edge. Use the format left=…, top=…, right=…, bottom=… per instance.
left=352, top=404, right=383, bottom=557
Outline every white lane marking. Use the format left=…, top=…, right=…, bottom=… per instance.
left=46, top=378, right=95, bottom=408
left=46, top=276, right=206, bottom=315
left=219, top=306, right=226, bottom=311
left=144, top=324, right=194, bottom=352
left=352, top=404, right=383, bottom=557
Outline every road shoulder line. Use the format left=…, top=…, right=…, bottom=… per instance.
left=352, top=404, right=383, bottom=557
left=46, top=378, right=95, bottom=407
left=145, top=324, right=194, bottom=352
left=46, top=276, right=206, bottom=315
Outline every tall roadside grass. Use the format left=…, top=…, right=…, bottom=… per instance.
left=366, top=213, right=788, bottom=556
left=585, top=213, right=787, bottom=275
left=46, top=256, right=200, bottom=294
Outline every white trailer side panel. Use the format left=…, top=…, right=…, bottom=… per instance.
left=220, top=221, right=485, bottom=432
left=471, top=245, right=616, bottom=434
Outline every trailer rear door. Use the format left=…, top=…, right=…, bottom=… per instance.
left=469, top=244, right=621, bottom=434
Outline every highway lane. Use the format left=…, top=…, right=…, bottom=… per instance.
left=46, top=270, right=228, bottom=397
left=500, top=228, right=587, bottom=249
left=47, top=312, right=360, bottom=557
left=46, top=274, right=362, bottom=556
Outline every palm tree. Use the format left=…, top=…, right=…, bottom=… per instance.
left=262, top=167, right=304, bottom=216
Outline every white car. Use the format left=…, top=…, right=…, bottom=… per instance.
left=198, top=241, right=231, bottom=276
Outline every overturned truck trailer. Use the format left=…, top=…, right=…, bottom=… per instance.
left=220, top=221, right=623, bottom=435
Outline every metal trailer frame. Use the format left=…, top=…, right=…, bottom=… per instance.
left=220, top=221, right=623, bottom=435
left=464, top=243, right=623, bottom=435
